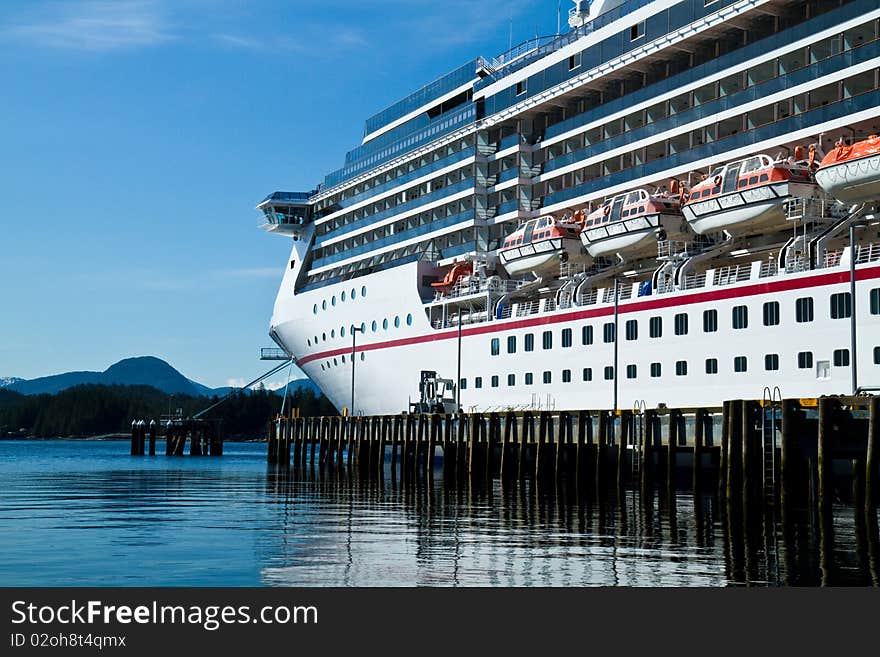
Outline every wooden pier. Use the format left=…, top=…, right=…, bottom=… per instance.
left=129, top=418, right=223, bottom=457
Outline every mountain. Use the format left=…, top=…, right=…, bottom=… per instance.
left=0, top=377, right=24, bottom=389
left=4, top=357, right=319, bottom=398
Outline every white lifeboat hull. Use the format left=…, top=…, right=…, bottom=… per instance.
left=816, top=153, right=880, bottom=202
left=683, top=182, right=817, bottom=235
left=580, top=213, right=686, bottom=258
left=499, top=237, right=587, bottom=277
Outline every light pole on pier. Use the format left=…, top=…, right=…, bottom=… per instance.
left=350, top=325, right=364, bottom=415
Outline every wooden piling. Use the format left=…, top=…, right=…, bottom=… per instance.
left=535, top=412, right=548, bottom=480
left=867, top=396, right=879, bottom=510
left=148, top=420, right=157, bottom=456
left=693, top=409, right=705, bottom=492
left=817, top=397, right=836, bottom=553
left=719, top=400, right=730, bottom=499
left=267, top=419, right=277, bottom=464
left=518, top=412, right=532, bottom=481
left=667, top=409, right=679, bottom=487
left=726, top=400, right=743, bottom=500
left=576, top=410, right=588, bottom=481
left=641, top=409, right=655, bottom=494
left=617, top=410, right=630, bottom=488
left=596, top=411, right=608, bottom=486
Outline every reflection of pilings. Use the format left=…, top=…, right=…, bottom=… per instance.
left=726, top=400, right=743, bottom=502
left=719, top=400, right=730, bottom=500
left=618, top=410, right=631, bottom=489
left=693, top=408, right=705, bottom=493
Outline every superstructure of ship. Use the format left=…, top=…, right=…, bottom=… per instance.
left=258, top=0, right=880, bottom=415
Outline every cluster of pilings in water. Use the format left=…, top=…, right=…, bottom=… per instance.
left=268, top=397, right=880, bottom=584
left=130, top=418, right=223, bottom=456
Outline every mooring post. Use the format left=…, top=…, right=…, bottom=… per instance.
left=267, top=419, right=277, bottom=464
left=557, top=411, right=570, bottom=482
left=148, top=420, right=157, bottom=456
left=617, top=410, right=630, bottom=488
left=596, top=411, right=608, bottom=487
left=535, top=412, right=548, bottom=481
left=719, top=401, right=730, bottom=499
left=693, top=409, right=705, bottom=492
left=726, top=400, right=744, bottom=500
left=741, top=400, right=757, bottom=501
left=641, top=409, right=655, bottom=495
left=667, top=409, right=679, bottom=488
left=390, top=415, right=400, bottom=476
left=816, top=397, right=838, bottom=584
left=500, top=412, right=513, bottom=480
left=867, top=396, right=879, bottom=511
left=576, top=410, right=588, bottom=481
left=518, top=412, right=531, bottom=481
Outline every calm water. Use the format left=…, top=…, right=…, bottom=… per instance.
left=0, top=440, right=877, bottom=586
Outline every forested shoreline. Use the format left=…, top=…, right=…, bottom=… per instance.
left=0, top=383, right=336, bottom=439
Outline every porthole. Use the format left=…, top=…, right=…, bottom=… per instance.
left=371, top=320, right=377, bottom=332
left=394, top=316, right=400, bottom=328
left=322, top=332, right=326, bottom=341
left=341, top=326, right=346, bottom=337
left=331, top=329, right=336, bottom=338
left=360, top=352, right=365, bottom=361
left=342, top=354, right=346, bottom=363
left=361, top=285, right=367, bottom=297
left=333, top=358, right=338, bottom=366
left=383, top=318, right=388, bottom=330
left=322, top=300, right=327, bottom=310
left=341, top=291, right=346, bottom=302
left=314, top=335, right=319, bottom=344
left=351, top=288, right=357, bottom=299
left=307, top=339, right=311, bottom=346
left=331, top=296, right=336, bottom=307
left=313, top=304, right=318, bottom=315
left=360, top=322, right=366, bottom=333
left=320, top=364, right=325, bottom=371
left=406, top=313, right=413, bottom=326
left=326, top=361, right=331, bottom=369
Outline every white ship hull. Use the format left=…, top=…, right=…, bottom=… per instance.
left=684, top=183, right=816, bottom=235
left=581, top=213, right=685, bottom=259
left=271, top=248, right=880, bottom=415
left=499, top=237, right=586, bottom=277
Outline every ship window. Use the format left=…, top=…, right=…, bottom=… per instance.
left=704, top=310, right=718, bottom=332
left=322, top=332, right=326, bottom=341
left=630, top=21, right=645, bottom=41
left=871, top=289, right=880, bottom=314
left=516, top=81, right=526, bottom=96
left=341, top=326, right=346, bottom=337
left=675, top=361, right=688, bottom=376
left=508, top=374, right=515, bottom=386
left=732, top=305, right=748, bottom=329
left=603, top=322, right=615, bottom=343
left=543, top=371, right=552, bottom=384
left=475, top=377, right=483, bottom=389
left=360, top=352, right=364, bottom=361
left=351, top=288, right=357, bottom=299
left=525, top=333, right=534, bottom=351
left=525, top=373, right=533, bottom=385
left=562, top=369, right=571, bottom=383
left=875, top=347, right=880, bottom=365
left=763, top=301, right=780, bottom=326
left=394, top=316, right=400, bottom=328
left=604, top=366, right=614, bottom=380
left=625, top=319, right=638, bottom=341
left=650, top=362, right=662, bottom=378
left=341, top=291, right=346, bottom=302
left=542, top=331, right=553, bottom=349
left=341, top=355, right=345, bottom=363
left=360, top=322, right=366, bottom=333
left=307, top=339, right=311, bottom=347
left=798, top=351, right=813, bottom=369
left=833, top=349, right=850, bottom=367
left=406, top=313, right=413, bottom=326
left=507, top=336, right=516, bottom=353
left=313, top=304, right=318, bottom=315
left=460, top=378, right=467, bottom=390
left=649, top=316, right=662, bottom=338
left=830, top=292, right=852, bottom=319
left=331, top=329, right=336, bottom=338
left=322, top=300, right=327, bottom=310
left=382, top=319, right=388, bottom=330
left=734, top=356, right=748, bottom=372
left=765, top=354, right=780, bottom=371
left=626, top=364, right=637, bottom=379
left=706, top=358, right=718, bottom=374
left=331, top=295, right=336, bottom=306
left=568, top=53, right=581, bottom=70
left=674, top=313, right=688, bottom=335
left=738, top=179, right=747, bottom=188
left=491, top=375, right=499, bottom=388
left=371, top=320, right=377, bottom=332
left=583, top=367, right=593, bottom=381
left=760, top=173, right=769, bottom=182
left=491, top=338, right=500, bottom=356
left=796, top=297, right=814, bottom=322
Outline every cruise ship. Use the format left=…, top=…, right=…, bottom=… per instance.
left=258, top=0, right=880, bottom=415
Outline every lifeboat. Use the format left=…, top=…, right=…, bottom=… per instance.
left=430, top=261, right=472, bottom=294
left=498, top=214, right=588, bottom=277
left=815, top=135, right=880, bottom=203
left=580, top=188, right=688, bottom=258
left=682, top=153, right=819, bottom=236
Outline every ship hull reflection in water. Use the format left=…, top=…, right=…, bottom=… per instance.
left=262, top=466, right=879, bottom=587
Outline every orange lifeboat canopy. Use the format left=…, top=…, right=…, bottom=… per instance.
left=431, top=262, right=472, bottom=291
left=819, top=135, right=880, bottom=168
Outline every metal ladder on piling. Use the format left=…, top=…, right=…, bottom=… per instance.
left=631, top=400, right=646, bottom=478
left=761, top=386, right=782, bottom=499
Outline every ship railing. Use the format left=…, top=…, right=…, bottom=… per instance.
left=680, top=272, right=707, bottom=290
left=785, top=196, right=838, bottom=223
left=497, top=306, right=514, bottom=320
left=759, top=260, right=779, bottom=278
left=515, top=300, right=541, bottom=317
left=784, top=255, right=808, bottom=273
left=855, top=242, right=880, bottom=264
left=823, top=250, right=843, bottom=268
left=544, top=298, right=557, bottom=313
left=577, top=289, right=599, bottom=306
left=602, top=285, right=632, bottom=303
left=655, top=276, right=676, bottom=294
left=713, top=263, right=752, bottom=286
left=657, top=240, right=690, bottom=259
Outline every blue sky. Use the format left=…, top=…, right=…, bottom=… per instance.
left=0, top=0, right=561, bottom=388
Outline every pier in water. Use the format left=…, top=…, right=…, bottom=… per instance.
left=0, top=438, right=877, bottom=586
